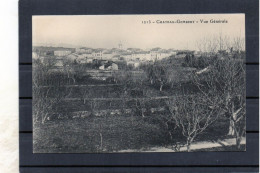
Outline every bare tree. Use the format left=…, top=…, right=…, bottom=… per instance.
left=33, top=58, right=56, bottom=124
left=167, top=95, right=219, bottom=152
left=194, top=32, right=246, bottom=149
left=135, top=98, right=146, bottom=118
left=90, top=100, right=104, bottom=152
left=33, top=87, right=53, bottom=124
left=166, top=67, right=193, bottom=89
left=62, top=58, right=76, bottom=84
left=193, top=57, right=246, bottom=149
left=196, top=35, right=218, bottom=55
left=33, top=57, right=74, bottom=124
left=216, top=32, right=230, bottom=51
left=196, top=33, right=245, bottom=56
left=232, top=35, right=245, bottom=53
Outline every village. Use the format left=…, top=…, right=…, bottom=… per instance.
left=32, top=43, right=199, bottom=71
left=32, top=41, right=242, bottom=68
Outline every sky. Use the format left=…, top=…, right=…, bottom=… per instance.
left=33, top=14, right=245, bottom=50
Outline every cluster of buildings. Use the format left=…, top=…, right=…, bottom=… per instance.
left=32, top=45, right=196, bottom=70
left=71, top=47, right=179, bottom=63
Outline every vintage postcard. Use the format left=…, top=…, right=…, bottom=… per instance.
left=32, top=14, right=245, bottom=153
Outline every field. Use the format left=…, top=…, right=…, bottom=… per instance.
left=33, top=75, right=229, bottom=153
left=33, top=116, right=229, bottom=153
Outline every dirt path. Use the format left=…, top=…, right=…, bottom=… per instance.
left=118, top=137, right=246, bottom=152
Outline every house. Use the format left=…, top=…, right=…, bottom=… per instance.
left=134, top=62, right=140, bottom=68
left=99, top=65, right=105, bottom=70
left=76, top=53, right=92, bottom=63
left=103, top=50, right=113, bottom=60
left=156, top=49, right=171, bottom=60
left=132, top=51, right=151, bottom=61
left=100, top=60, right=109, bottom=65
left=127, top=48, right=142, bottom=53
left=92, top=48, right=105, bottom=60
left=76, top=47, right=93, bottom=53
left=127, top=61, right=140, bottom=68
left=121, top=53, right=132, bottom=60
left=111, top=48, right=122, bottom=55
left=150, top=47, right=162, bottom=61
left=54, top=50, right=71, bottom=57
left=149, top=48, right=172, bottom=61
left=99, top=62, right=118, bottom=71
left=168, top=49, right=177, bottom=56
left=111, top=55, right=120, bottom=62
left=107, top=63, right=118, bottom=70
left=67, top=53, right=78, bottom=61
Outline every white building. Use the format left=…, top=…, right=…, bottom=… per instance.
left=76, top=53, right=92, bottom=63
left=54, top=50, right=71, bottom=57
left=103, top=51, right=113, bottom=60
left=127, top=61, right=140, bottom=68
left=132, top=51, right=151, bottom=61
left=99, top=65, right=105, bottom=70
left=76, top=47, right=93, bottom=53
left=168, top=49, right=177, bottom=56
left=107, top=63, right=119, bottom=70
left=99, top=63, right=118, bottom=71
left=156, top=50, right=171, bottom=60
left=67, top=53, right=78, bottom=61
left=92, top=49, right=105, bottom=60
left=111, top=55, right=120, bottom=62
left=121, top=53, right=132, bottom=61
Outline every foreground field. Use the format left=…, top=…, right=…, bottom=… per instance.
left=33, top=116, right=229, bottom=153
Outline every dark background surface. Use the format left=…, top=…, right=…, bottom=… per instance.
left=19, top=0, right=259, bottom=172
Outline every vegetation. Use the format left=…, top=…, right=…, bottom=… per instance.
left=33, top=35, right=245, bottom=152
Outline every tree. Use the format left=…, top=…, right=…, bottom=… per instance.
left=62, top=58, right=76, bottom=84
left=33, top=57, right=56, bottom=86
left=193, top=57, right=246, bottom=149
left=111, top=70, right=128, bottom=84
left=33, top=86, right=53, bottom=124
left=33, top=57, right=73, bottom=124
left=232, top=36, right=245, bottom=52
left=196, top=33, right=234, bottom=56
left=42, top=56, right=57, bottom=68
left=167, top=94, right=219, bottom=152
left=33, top=58, right=56, bottom=124
left=196, top=35, right=218, bottom=55
left=216, top=32, right=230, bottom=52
left=146, top=64, right=168, bottom=91
left=135, top=98, right=146, bottom=118
left=194, top=33, right=246, bottom=149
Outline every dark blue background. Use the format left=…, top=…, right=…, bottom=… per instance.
left=19, top=0, right=259, bottom=172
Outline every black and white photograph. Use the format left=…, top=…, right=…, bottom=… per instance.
left=32, top=14, right=246, bottom=153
